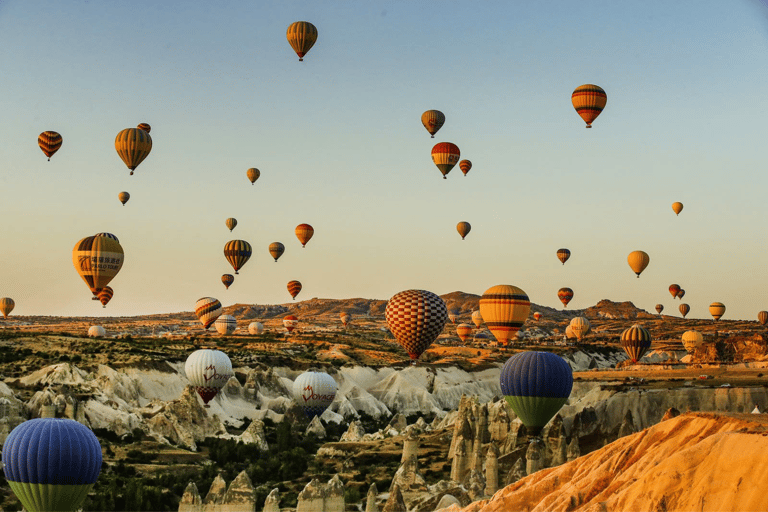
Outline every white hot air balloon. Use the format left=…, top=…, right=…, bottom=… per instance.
left=185, top=349, right=234, bottom=407
left=569, top=317, right=590, bottom=340
left=248, top=322, right=264, bottom=335
left=88, top=325, right=106, bottom=338
left=214, top=315, right=237, bottom=335
left=292, top=371, right=338, bottom=418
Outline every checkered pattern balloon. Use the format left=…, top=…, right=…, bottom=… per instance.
left=385, top=289, right=448, bottom=360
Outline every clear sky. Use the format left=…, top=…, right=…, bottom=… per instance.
left=0, top=1, right=766, bottom=320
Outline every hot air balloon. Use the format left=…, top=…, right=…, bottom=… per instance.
left=677, top=289, right=685, bottom=300
left=269, top=242, right=285, bottom=262
left=557, top=287, right=574, bottom=308
left=293, top=371, right=338, bottom=418
left=679, top=303, right=690, bottom=318
left=533, top=312, right=542, bottom=322
left=88, top=326, right=106, bottom=338
left=118, top=191, right=130, bottom=206
left=421, top=110, right=445, bottom=138
left=137, top=123, right=151, bottom=133
left=38, top=131, right=62, bottom=161
left=627, top=250, right=650, bottom=278
left=565, top=325, right=576, bottom=340
left=295, top=224, right=314, bottom=247
left=2, top=418, right=102, bottom=512
left=222, top=274, right=235, bottom=289
left=456, top=323, right=473, bottom=343
left=672, top=202, right=683, bottom=216
left=287, top=21, right=317, bottom=61
left=479, top=285, right=531, bottom=347
left=94, top=232, right=119, bottom=243
left=459, top=159, right=472, bottom=176
left=195, top=297, right=223, bottom=329
left=457, top=221, right=471, bottom=240
left=571, top=84, right=606, bottom=128
left=709, top=302, right=726, bottom=321
left=473, top=332, right=490, bottom=342
left=448, top=309, right=459, bottom=324
left=246, top=168, right=260, bottom=185
left=569, top=317, right=590, bottom=341
left=0, top=297, right=15, bottom=318
left=97, top=286, right=113, bottom=308
left=283, top=315, right=299, bottom=332
left=655, top=304, right=663, bottom=315
left=115, top=127, right=152, bottom=175
left=223, top=240, right=252, bottom=274
left=471, top=310, right=483, bottom=328
left=620, top=324, right=652, bottom=363
left=669, top=284, right=681, bottom=299
left=340, top=312, right=351, bottom=327
left=682, top=330, right=703, bottom=353
left=385, top=289, right=448, bottom=360
left=72, top=235, right=124, bottom=299
left=431, top=142, right=460, bottom=179
left=248, top=322, right=264, bottom=335
left=214, top=315, right=237, bottom=335
left=500, top=351, right=573, bottom=438
left=185, top=349, right=233, bottom=406
left=556, top=248, right=571, bottom=265
left=225, top=218, right=237, bottom=232
left=287, top=280, right=302, bottom=300
left=759, top=311, right=768, bottom=326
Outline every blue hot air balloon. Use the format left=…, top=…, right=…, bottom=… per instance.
left=499, top=351, right=573, bottom=437
left=2, top=418, right=102, bottom=512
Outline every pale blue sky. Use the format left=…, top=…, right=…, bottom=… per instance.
left=0, top=1, right=766, bottom=320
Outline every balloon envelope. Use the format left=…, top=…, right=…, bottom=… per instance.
left=569, top=317, right=590, bottom=340
left=627, top=250, right=650, bottom=277
left=421, top=110, right=445, bottom=138
left=557, top=287, right=573, bottom=307
left=38, top=131, right=63, bottom=160
left=88, top=326, right=106, bottom=338
left=222, top=274, right=234, bottom=289
left=72, top=236, right=124, bottom=298
left=195, top=297, right=223, bottom=329
left=456, top=221, right=471, bottom=240
left=185, top=349, right=233, bottom=404
left=295, top=224, right=314, bottom=247
left=471, top=310, right=483, bottom=328
left=248, top=322, right=264, bottom=335
left=97, top=286, right=113, bottom=308
left=115, top=127, right=152, bottom=175
left=571, top=84, right=606, bottom=128
left=759, top=311, right=768, bottom=326
left=223, top=240, right=252, bottom=274
left=385, top=289, right=448, bottom=359
left=137, top=123, right=151, bottom=133
left=556, top=248, right=570, bottom=265
left=118, top=191, right=130, bottom=205
left=286, top=21, right=317, bottom=61
left=269, top=242, right=285, bottom=262
left=246, top=168, right=260, bottom=184
left=669, top=284, right=681, bottom=298
left=679, top=303, right=690, bottom=318
left=620, top=324, right=652, bottom=362
left=533, top=312, right=542, bottom=322
left=682, top=330, right=703, bottom=353
left=0, top=297, right=15, bottom=318
left=672, top=202, right=683, bottom=215
left=431, top=142, right=460, bottom=179
left=456, top=323, right=473, bottom=342
left=292, top=371, right=338, bottom=418
left=287, top=280, right=302, bottom=300
left=709, top=302, right=726, bottom=321
left=225, top=218, right=237, bottom=232
left=479, top=285, right=531, bottom=347
left=655, top=304, right=663, bottom=315
left=459, top=159, right=472, bottom=176
left=214, top=315, right=237, bottom=335
left=283, top=315, right=299, bottom=332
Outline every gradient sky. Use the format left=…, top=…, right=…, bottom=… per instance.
left=0, top=1, right=767, bottom=320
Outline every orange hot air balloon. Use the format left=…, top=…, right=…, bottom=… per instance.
left=557, top=287, right=573, bottom=308
left=287, top=280, right=302, bottom=300
left=459, top=159, right=472, bottom=176
left=97, top=286, right=113, bottom=308
left=295, top=224, right=314, bottom=247
left=118, top=191, right=130, bottom=206
left=709, top=302, right=725, bottom=321
left=222, top=274, right=234, bottom=289
left=115, top=127, right=152, bottom=175
left=456, top=323, right=473, bottom=343
left=679, top=303, right=690, bottom=318
left=137, top=123, right=151, bottom=133
left=457, top=221, right=471, bottom=240
left=557, top=248, right=571, bottom=265
left=431, top=142, right=460, bottom=179
left=571, top=84, right=607, bottom=128
left=269, top=242, right=285, bottom=262
left=677, top=289, right=685, bottom=300
left=758, top=311, right=768, bottom=326
left=38, top=131, right=62, bottom=160
left=669, top=284, right=681, bottom=298
left=533, top=312, right=542, bottom=322
left=672, top=202, right=683, bottom=216
left=286, top=21, right=317, bottom=61
left=479, top=285, right=531, bottom=347
left=283, top=315, right=299, bottom=332
left=627, top=251, right=650, bottom=278
left=225, top=218, right=237, bottom=232
left=421, top=110, right=445, bottom=138
left=246, top=168, right=260, bottom=185
left=655, top=304, right=664, bottom=315
left=72, top=235, right=124, bottom=299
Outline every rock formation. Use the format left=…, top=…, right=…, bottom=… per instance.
left=305, top=415, right=326, bottom=439
left=203, top=473, right=228, bottom=508
left=179, top=482, right=202, bottom=512
left=262, top=488, right=280, bottom=512
left=484, top=444, right=499, bottom=496
left=435, top=494, right=461, bottom=511
left=382, top=483, right=407, bottom=512
left=401, top=429, right=419, bottom=462
left=505, top=458, right=526, bottom=486
left=340, top=419, right=365, bottom=442
left=364, top=483, right=378, bottom=512
left=390, top=454, right=426, bottom=492
left=180, top=472, right=256, bottom=512
left=239, top=419, right=269, bottom=451
left=222, top=471, right=256, bottom=512
left=296, top=475, right=345, bottom=512
left=566, top=436, right=580, bottom=461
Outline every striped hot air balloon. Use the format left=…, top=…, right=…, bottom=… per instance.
left=248, top=322, right=264, bottom=335
left=293, top=371, right=338, bottom=418
left=471, top=310, right=483, bottom=328
left=195, top=297, right=223, bottom=330
left=221, top=274, right=234, bottom=289
left=0, top=297, right=15, bottom=318
left=571, top=84, right=607, bottom=128
left=457, top=221, right=471, bottom=240
left=115, top=127, right=152, bottom=175
left=569, top=317, right=590, bottom=341
left=456, top=323, right=473, bottom=343
left=2, top=418, right=102, bottom=512
left=88, top=326, right=106, bottom=338
left=295, top=224, right=314, bottom=247
left=94, top=232, right=119, bottom=243
left=431, top=142, right=460, bottom=179
left=287, top=280, right=302, bottom=300
left=669, top=284, right=681, bottom=298
left=557, top=287, right=574, bottom=308
left=269, top=242, right=285, bottom=262
left=97, top=286, right=113, bottom=308
left=118, top=191, right=130, bottom=206
left=246, top=168, right=260, bottom=185
left=672, top=202, right=683, bottom=216
left=137, top=123, right=151, bottom=133
left=500, top=351, right=573, bottom=438
left=214, top=315, right=237, bottom=335
left=679, top=303, right=690, bottom=318
left=225, top=218, right=237, bottom=232
left=286, top=21, right=317, bottom=61
left=655, top=304, right=664, bottom=315
left=421, top=110, right=445, bottom=138
left=72, top=235, right=124, bottom=299
left=533, top=312, right=542, bottom=322
left=565, top=325, right=576, bottom=339
left=459, top=159, right=472, bottom=176
left=627, top=250, right=650, bottom=278
left=185, top=349, right=233, bottom=405
left=479, top=285, right=531, bottom=347
left=283, top=315, right=299, bottom=332
left=223, top=240, right=252, bottom=274
left=38, top=131, right=62, bottom=161
left=557, top=248, right=571, bottom=265
left=759, top=311, right=768, bottom=326
left=385, top=289, right=448, bottom=360
left=682, top=330, right=703, bottom=353
left=709, top=302, right=726, bottom=321
left=620, top=324, right=652, bottom=363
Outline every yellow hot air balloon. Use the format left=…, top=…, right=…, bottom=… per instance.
left=709, top=302, right=726, bottom=321
left=569, top=317, right=590, bottom=341
left=269, top=242, right=285, bottom=262
left=478, top=285, right=531, bottom=347
left=225, top=218, right=237, bottom=232
left=295, top=224, right=314, bottom=247
left=38, top=131, right=62, bottom=161
left=571, top=84, right=607, bottom=128
left=115, top=128, right=152, bottom=175
left=456, top=221, right=471, bottom=240
left=421, top=110, right=445, bottom=138
left=672, top=202, right=683, bottom=216
left=456, top=323, right=473, bottom=343
left=137, top=123, right=151, bottom=133
left=0, top=297, right=15, bottom=318
left=681, top=330, right=703, bottom=353
left=223, top=240, right=252, bottom=274
left=287, top=21, right=317, bottom=61
left=246, top=168, right=260, bottom=185
left=627, top=250, right=650, bottom=278
left=72, top=235, right=124, bottom=299
left=118, top=191, right=130, bottom=206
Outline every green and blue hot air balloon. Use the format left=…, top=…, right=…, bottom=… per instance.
left=2, top=418, right=102, bottom=512
left=500, top=351, right=573, bottom=437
